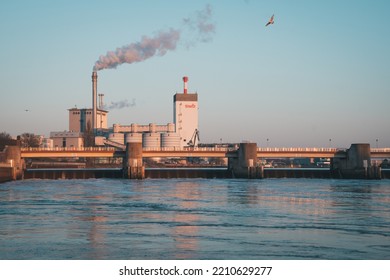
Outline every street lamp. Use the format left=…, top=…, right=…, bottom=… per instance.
left=376, top=139, right=378, bottom=148
left=329, top=138, right=332, bottom=148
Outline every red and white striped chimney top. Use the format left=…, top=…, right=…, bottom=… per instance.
left=183, top=76, right=188, bottom=94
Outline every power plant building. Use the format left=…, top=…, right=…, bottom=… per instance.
left=68, top=108, right=108, bottom=133
left=50, top=131, right=83, bottom=148
left=51, top=73, right=199, bottom=149
left=173, top=76, right=199, bottom=147
left=106, top=76, right=199, bottom=148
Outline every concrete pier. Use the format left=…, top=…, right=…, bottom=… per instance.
left=123, top=142, right=145, bottom=179
left=331, top=143, right=381, bottom=179
left=1, top=145, right=24, bottom=181
left=228, top=143, right=263, bottom=179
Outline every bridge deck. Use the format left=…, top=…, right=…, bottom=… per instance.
left=20, top=147, right=390, bottom=159
left=21, top=147, right=117, bottom=158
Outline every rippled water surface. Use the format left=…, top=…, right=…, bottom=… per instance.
left=1, top=178, right=389, bottom=259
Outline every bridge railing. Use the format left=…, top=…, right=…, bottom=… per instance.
left=371, top=148, right=390, bottom=153
left=21, top=146, right=389, bottom=153
left=21, top=147, right=116, bottom=152
left=21, top=146, right=235, bottom=153
left=257, top=147, right=341, bottom=152
left=143, top=147, right=234, bottom=152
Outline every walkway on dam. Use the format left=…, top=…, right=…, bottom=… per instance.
left=20, top=146, right=390, bottom=159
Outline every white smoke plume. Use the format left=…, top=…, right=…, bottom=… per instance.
left=93, top=29, right=180, bottom=71
left=183, top=4, right=215, bottom=43
left=93, top=5, right=215, bottom=71
left=103, top=99, right=136, bottom=110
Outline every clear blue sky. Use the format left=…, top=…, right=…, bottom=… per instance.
left=1, top=0, right=389, bottom=148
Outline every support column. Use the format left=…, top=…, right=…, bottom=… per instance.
left=4, top=144, right=24, bottom=180
left=331, top=143, right=380, bottom=179
left=123, top=142, right=145, bottom=179
left=229, top=143, right=263, bottom=179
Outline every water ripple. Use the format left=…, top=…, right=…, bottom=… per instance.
left=1, top=178, right=389, bottom=259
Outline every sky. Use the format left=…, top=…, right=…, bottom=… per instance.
left=0, top=0, right=389, bottom=148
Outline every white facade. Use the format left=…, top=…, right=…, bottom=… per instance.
left=68, top=108, right=108, bottom=133
left=173, top=93, right=198, bottom=147
left=50, top=131, right=84, bottom=148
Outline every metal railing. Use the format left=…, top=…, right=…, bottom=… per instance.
left=257, top=147, right=340, bottom=152
left=20, top=146, right=390, bottom=154
left=21, top=147, right=116, bottom=152
left=371, top=148, right=390, bottom=153
left=142, top=147, right=234, bottom=152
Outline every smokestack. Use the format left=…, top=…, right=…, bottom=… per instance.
left=183, top=76, right=188, bottom=94
left=92, top=71, right=98, bottom=132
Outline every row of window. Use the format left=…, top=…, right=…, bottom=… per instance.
left=72, top=111, right=92, bottom=115
left=72, top=112, right=106, bottom=116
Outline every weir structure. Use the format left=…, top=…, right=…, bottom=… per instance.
left=3, top=142, right=389, bottom=181
left=228, top=143, right=263, bottom=179
left=330, top=144, right=381, bottom=179
left=118, top=142, right=385, bottom=180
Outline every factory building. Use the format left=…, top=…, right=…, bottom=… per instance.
left=173, top=76, right=199, bottom=147
left=68, top=108, right=108, bottom=133
left=110, top=76, right=199, bottom=148
left=109, top=122, right=180, bottom=149
left=51, top=73, right=199, bottom=149
left=50, top=131, right=84, bottom=148
left=50, top=106, right=107, bottom=149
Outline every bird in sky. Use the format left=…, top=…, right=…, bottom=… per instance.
left=265, top=14, right=274, bottom=27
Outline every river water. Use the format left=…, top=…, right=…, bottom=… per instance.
left=0, top=178, right=389, bottom=260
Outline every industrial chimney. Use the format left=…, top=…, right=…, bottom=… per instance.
left=183, top=76, right=188, bottom=94
left=92, top=71, right=98, bottom=133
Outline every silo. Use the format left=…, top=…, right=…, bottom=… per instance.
left=130, top=123, right=138, bottom=133
left=125, top=133, right=142, bottom=144
left=149, top=123, right=157, bottom=133
left=142, top=133, right=161, bottom=148
left=161, top=133, right=180, bottom=148
left=108, top=133, right=124, bottom=144
left=167, top=122, right=175, bottom=133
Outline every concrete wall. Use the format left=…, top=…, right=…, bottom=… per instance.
left=124, top=142, right=144, bottom=179
left=331, top=143, right=380, bottom=179
left=50, top=131, right=84, bottom=148
left=69, top=108, right=108, bottom=132
left=228, top=143, right=263, bottom=178
left=1, top=145, right=24, bottom=180
left=0, top=167, right=14, bottom=183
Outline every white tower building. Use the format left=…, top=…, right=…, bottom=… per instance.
left=173, top=76, right=199, bottom=147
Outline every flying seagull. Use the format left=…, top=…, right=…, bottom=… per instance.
left=265, top=14, right=274, bottom=27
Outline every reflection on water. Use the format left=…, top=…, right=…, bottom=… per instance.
left=170, top=181, right=201, bottom=259
left=0, top=178, right=389, bottom=260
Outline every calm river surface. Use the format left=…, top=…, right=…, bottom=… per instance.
left=0, top=178, right=389, bottom=259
